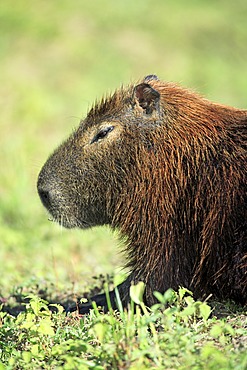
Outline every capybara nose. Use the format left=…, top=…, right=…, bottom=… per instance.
left=38, top=187, right=52, bottom=210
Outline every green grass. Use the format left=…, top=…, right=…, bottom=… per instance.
left=0, top=0, right=246, bottom=368
left=1, top=287, right=246, bottom=369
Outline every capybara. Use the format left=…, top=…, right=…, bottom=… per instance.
left=37, top=75, right=247, bottom=312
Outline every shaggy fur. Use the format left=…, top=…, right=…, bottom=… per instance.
left=38, top=75, right=247, bottom=312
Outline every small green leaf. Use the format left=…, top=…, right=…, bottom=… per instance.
left=0, top=362, right=6, bottom=370
left=153, top=289, right=177, bottom=306
left=210, top=324, right=223, bottom=338
left=178, top=287, right=193, bottom=300
left=30, top=299, right=41, bottom=315
left=113, top=273, right=127, bottom=286
left=49, top=303, right=64, bottom=314
left=20, top=312, right=36, bottom=330
left=224, top=323, right=235, bottom=336
left=38, top=319, right=55, bottom=336
left=93, top=322, right=107, bottom=342
left=199, top=302, right=211, bottom=321
left=153, top=291, right=165, bottom=303
left=184, top=296, right=195, bottom=306
left=180, top=305, right=195, bottom=317
left=130, top=282, right=145, bottom=305
left=31, top=344, right=39, bottom=356
left=22, top=351, right=31, bottom=363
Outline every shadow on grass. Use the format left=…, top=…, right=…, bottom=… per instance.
left=0, top=275, right=245, bottom=319
left=0, top=274, right=113, bottom=316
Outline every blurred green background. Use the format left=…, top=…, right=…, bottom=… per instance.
left=0, top=0, right=246, bottom=295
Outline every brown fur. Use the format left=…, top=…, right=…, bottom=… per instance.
left=37, top=75, right=247, bottom=312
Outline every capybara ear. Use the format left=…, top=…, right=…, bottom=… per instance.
left=143, top=74, right=159, bottom=83
left=133, top=83, right=160, bottom=114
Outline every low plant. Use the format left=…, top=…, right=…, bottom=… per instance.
left=0, top=283, right=246, bottom=369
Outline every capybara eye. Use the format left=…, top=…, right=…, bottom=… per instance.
left=91, top=126, right=114, bottom=144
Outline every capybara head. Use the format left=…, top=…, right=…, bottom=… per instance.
left=38, top=75, right=247, bottom=307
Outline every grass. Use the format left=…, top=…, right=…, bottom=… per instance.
left=0, top=0, right=246, bottom=368
left=1, top=287, right=246, bottom=369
